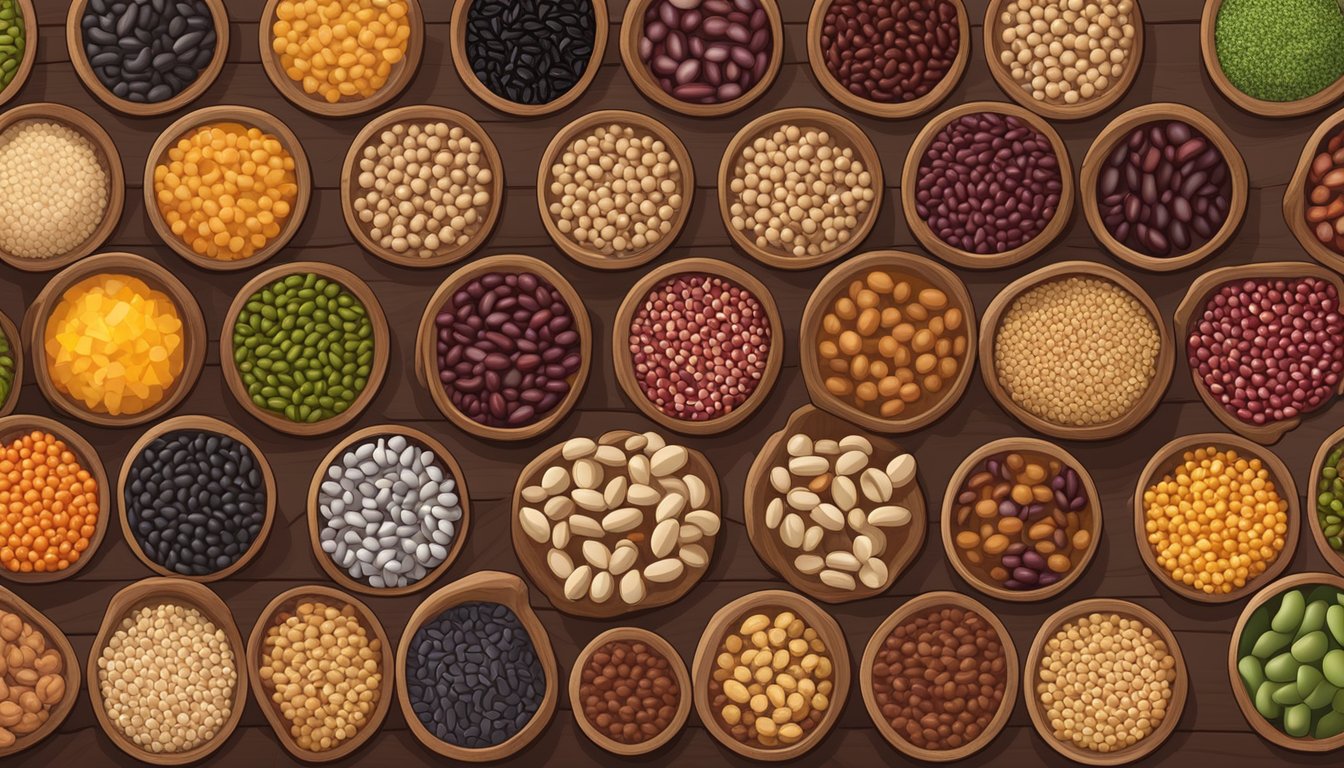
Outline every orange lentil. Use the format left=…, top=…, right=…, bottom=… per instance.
left=271, top=0, right=411, bottom=104
left=0, top=431, right=98, bottom=574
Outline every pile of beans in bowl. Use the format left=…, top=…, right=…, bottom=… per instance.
left=576, top=637, right=681, bottom=745
left=638, top=0, right=774, bottom=106
left=817, top=0, right=961, bottom=105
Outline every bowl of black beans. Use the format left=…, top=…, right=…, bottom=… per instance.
left=117, top=415, right=275, bottom=582
left=66, top=0, right=227, bottom=116
left=452, top=0, right=608, bottom=117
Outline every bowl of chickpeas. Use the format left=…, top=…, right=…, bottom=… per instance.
left=800, top=250, right=977, bottom=434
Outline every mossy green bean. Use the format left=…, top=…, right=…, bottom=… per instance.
left=1317, top=441, right=1344, bottom=553
left=0, top=325, right=12, bottom=406
left=1240, top=585, right=1344, bottom=741
left=1215, top=0, right=1344, bottom=102
left=0, top=0, right=23, bottom=93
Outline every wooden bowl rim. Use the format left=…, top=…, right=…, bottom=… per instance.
left=1307, top=425, right=1344, bottom=577
left=306, top=423, right=472, bottom=597
left=220, top=261, right=389, bottom=436
left=340, top=105, right=504, bottom=269
left=537, top=109, right=695, bottom=270
left=86, top=577, right=249, bottom=765
left=0, top=583, right=81, bottom=758
left=0, top=309, right=23, bottom=419
left=858, top=590, right=1019, bottom=761
left=0, top=103, right=125, bottom=273
left=901, top=101, right=1074, bottom=269
left=1283, top=104, right=1344, bottom=274
left=116, top=415, right=277, bottom=583
left=978, top=260, right=1173, bottom=440
left=0, top=0, right=38, bottom=110
left=716, top=107, right=884, bottom=270
left=394, top=570, right=558, bottom=762
left=415, top=254, right=592, bottom=442
left=1023, top=598, right=1189, bottom=766
left=619, top=0, right=784, bottom=118
left=1080, top=102, right=1249, bottom=272
left=66, top=0, right=229, bottom=116
left=144, top=105, right=312, bottom=272
left=245, top=584, right=396, bottom=762
left=611, top=258, right=784, bottom=435
left=567, top=626, right=692, bottom=756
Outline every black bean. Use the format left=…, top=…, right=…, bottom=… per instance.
left=465, top=0, right=595, bottom=106
left=80, top=0, right=216, bottom=103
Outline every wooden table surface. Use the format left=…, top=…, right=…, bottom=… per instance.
left=5, top=0, right=1343, bottom=765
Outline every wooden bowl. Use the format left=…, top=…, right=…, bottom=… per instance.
left=1173, top=261, right=1344, bottom=445
left=859, top=591, right=1018, bottom=762
left=0, top=103, right=124, bottom=273
left=307, top=424, right=471, bottom=597
left=512, top=429, right=721, bottom=618
left=1201, top=0, right=1344, bottom=118
left=717, top=108, right=883, bottom=270
left=452, top=0, right=607, bottom=117
left=1024, top=599, right=1187, bottom=765
left=941, top=437, right=1102, bottom=602
left=0, top=309, right=23, bottom=419
left=620, top=0, right=782, bottom=118
left=67, top=0, right=228, bottom=116
left=1309, top=425, right=1344, bottom=577
left=612, top=258, right=783, bottom=435
left=902, top=101, right=1074, bottom=270
left=259, top=0, right=423, bottom=117
left=0, top=584, right=80, bottom=758
left=1284, top=105, right=1344, bottom=274
left=538, top=109, right=695, bottom=270
left=800, top=250, right=976, bottom=433
left=87, top=578, right=248, bottom=765
left=395, top=571, right=558, bottom=762
left=983, top=0, right=1143, bottom=121
left=1229, top=572, right=1344, bottom=752
left=568, top=626, right=692, bottom=756
left=221, top=261, right=389, bottom=437
left=117, top=415, right=276, bottom=582
left=144, top=105, right=311, bottom=272
left=806, top=0, right=969, bottom=119
left=980, top=260, right=1172, bottom=440
left=691, top=589, right=849, bottom=761
left=247, top=585, right=395, bottom=762
left=743, top=404, right=926, bottom=603
left=1081, top=103, right=1249, bottom=272
left=0, top=0, right=37, bottom=110
left=26, top=252, right=206, bottom=427
left=341, top=105, right=503, bottom=269
left=415, top=254, right=591, bottom=442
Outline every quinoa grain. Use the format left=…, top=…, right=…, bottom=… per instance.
left=0, top=121, right=109, bottom=261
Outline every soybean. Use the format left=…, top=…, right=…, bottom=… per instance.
left=1315, top=441, right=1344, bottom=555
left=1239, top=585, right=1344, bottom=741
left=0, top=0, right=23, bottom=94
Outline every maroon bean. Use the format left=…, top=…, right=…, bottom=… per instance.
left=639, top=0, right=774, bottom=105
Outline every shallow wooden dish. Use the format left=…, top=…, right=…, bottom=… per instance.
left=1082, top=103, right=1248, bottom=272
left=612, top=258, right=783, bottom=434
left=941, top=437, right=1101, bottom=602
left=0, top=309, right=23, bottom=418
left=806, top=0, right=968, bottom=119
left=983, top=0, right=1142, bottom=120
left=691, top=589, right=849, bottom=761
left=1024, top=598, right=1187, bottom=765
left=0, top=0, right=37, bottom=109
left=621, top=0, right=782, bottom=118
left=67, top=0, right=228, bottom=116
left=743, top=405, right=926, bottom=603
left=415, top=254, right=591, bottom=442
left=1229, top=572, right=1344, bottom=752
left=144, top=105, right=311, bottom=272
left=221, top=261, right=389, bottom=437
left=0, top=103, right=124, bottom=273
left=0, top=585, right=80, bottom=758
left=87, top=577, right=248, bottom=765
left=259, top=0, right=422, bottom=117
left=26, top=252, right=206, bottom=427
left=568, top=626, right=692, bottom=756
left=1174, top=261, right=1344, bottom=444
left=1309, top=425, right=1344, bottom=576
left=800, top=250, right=976, bottom=433
left=512, top=429, right=721, bottom=618
left=859, top=591, right=1017, bottom=762
left=247, top=585, right=394, bottom=763
left=452, top=0, right=607, bottom=117
left=1284, top=105, right=1344, bottom=274
left=307, top=424, right=471, bottom=597
left=395, top=571, right=558, bottom=762
left=902, top=101, right=1073, bottom=270
left=341, top=105, right=503, bottom=269
left=538, top=109, right=695, bottom=270
left=1201, top=0, right=1344, bottom=118
left=117, top=415, right=276, bottom=582
left=718, top=107, right=883, bottom=270
left=980, top=260, right=1172, bottom=440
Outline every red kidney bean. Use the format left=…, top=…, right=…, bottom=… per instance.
left=435, top=272, right=583, bottom=428
left=819, top=0, right=960, bottom=104
left=1305, top=126, right=1344, bottom=254
left=1187, top=277, right=1344, bottom=425
left=639, top=0, right=774, bottom=105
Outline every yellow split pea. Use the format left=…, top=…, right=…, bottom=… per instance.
left=272, top=0, right=412, bottom=104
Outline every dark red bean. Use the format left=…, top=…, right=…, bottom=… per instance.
left=639, top=0, right=774, bottom=105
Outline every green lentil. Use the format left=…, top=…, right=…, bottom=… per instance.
left=1238, top=585, right=1344, bottom=741
left=1316, top=442, right=1344, bottom=553
left=0, top=325, right=12, bottom=406
left=232, top=272, right=374, bottom=424
left=1215, top=0, right=1344, bottom=102
left=0, top=0, right=24, bottom=94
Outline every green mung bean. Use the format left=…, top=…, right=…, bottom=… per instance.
left=0, top=0, right=24, bottom=93
left=1317, top=442, right=1344, bottom=554
left=1215, top=0, right=1344, bottom=102
left=1238, top=585, right=1344, bottom=740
